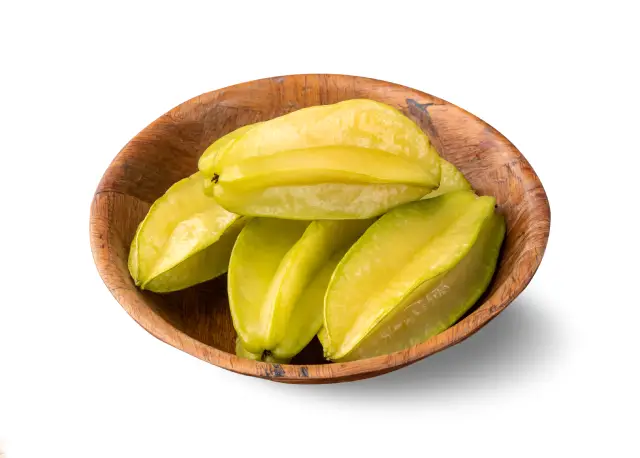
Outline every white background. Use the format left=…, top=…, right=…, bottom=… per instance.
left=1, top=1, right=638, bottom=457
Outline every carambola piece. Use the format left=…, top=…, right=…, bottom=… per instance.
left=128, top=172, right=244, bottom=293
left=199, top=99, right=442, bottom=219
left=229, top=218, right=373, bottom=361
left=323, top=191, right=504, bottom=361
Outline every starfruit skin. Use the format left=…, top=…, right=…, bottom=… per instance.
left=128, top=172, right=243, bottom=293
left=199, top=123, right=258, bottom=188
left=199, top=99, right=442, bottom=219
left=216, top=146, right=436, bottom=189
left=323, top=191, right=499, bottom=360
left=213, top=182, right=430, bottom=220
left=269, top=247, right=348, bottom=360
left=422, top=158, right=471, bottom=200
left=228, top=218, right=373, bottom=361
left=235, top=339, right=262, bottom=361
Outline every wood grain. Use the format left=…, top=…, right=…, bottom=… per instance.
left=90, top=74, right=551, bottom=383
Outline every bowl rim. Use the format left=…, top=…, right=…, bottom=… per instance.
left=90, top=73, right=551, bottom=383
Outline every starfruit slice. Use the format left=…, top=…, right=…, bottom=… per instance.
left=229, top=218, right=373, bottom=361
left=199, top=99, right=442, bottom=219
left=323, top=191, right=499, bottom=360
left=128, top=172, right=244, bottom=293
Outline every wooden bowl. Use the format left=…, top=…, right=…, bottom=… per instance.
left=90, top=74, right=550, bottom=383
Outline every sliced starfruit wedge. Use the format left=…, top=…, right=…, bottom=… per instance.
left=229, top=218, right=373, bottom=361
left=128, top=172, right=244, bottom=293
left=199, top=99, right=442, bottom=219
left=323, top=190, right=500, bottom=361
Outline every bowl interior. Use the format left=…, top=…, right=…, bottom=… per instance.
left=91, top=75, right=550, bottom=382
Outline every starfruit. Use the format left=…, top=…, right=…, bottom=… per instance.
left=422, top=158, right=471, bottom=199
left=229, top=217, right=373, bottom=362
left=198, top=99, right=442, bottom=219
left=201, top=124, right=258, bottom=197
left=323, top=190, right=504, bottom=361
left=341, top=213, right=504, bottom=361
left=128, top=172, right=244, bottom=293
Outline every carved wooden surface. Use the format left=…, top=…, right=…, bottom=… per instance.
left=90, top=74, right=551, bottom=383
